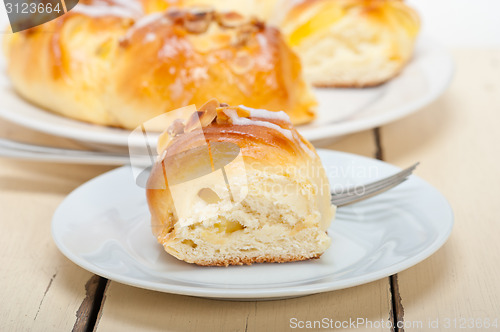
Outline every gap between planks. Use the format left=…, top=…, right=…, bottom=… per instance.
left=72, top=275, right=109, bottom=332
left=374, top=127, right=405, bottom=332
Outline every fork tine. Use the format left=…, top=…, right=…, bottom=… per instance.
left=331, top=162, right=419, bottom=207
left=360, top=162, right=419, bottom=191
left=353, top=162, right=418, bottom=192
left=334, top=165, right=417, bottom=200
left=332, top=178, right=409, bottom=207
left=332, top=172, right=411, bottom=201
left=331, top=163, right=419, bottom=200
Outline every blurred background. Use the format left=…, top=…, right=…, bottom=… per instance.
left=406, top=0, right=500, bottom=47
left=1, top=0, right=500, bottom=47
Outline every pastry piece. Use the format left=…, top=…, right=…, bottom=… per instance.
left=275, top=0, right=421, bottom=87
left=177, top=0, right=278, bottom=21
left=183, top=0, right=420, bottom=87
left=3, top=1, right=316, bottom=129
left=146, top=100, right=335, bottom=266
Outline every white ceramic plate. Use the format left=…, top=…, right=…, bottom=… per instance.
left=0, top=35, right=453, bottom=148
left=51, top=150, right=453, bottom=300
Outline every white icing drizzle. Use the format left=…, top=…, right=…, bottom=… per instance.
left=72, top=4, right=138, bottom=18
left=238, top=105, right=291, bottom=123
left=110, top=0, right=143, bottom=15
left=124, top=12, right=165, bottom=39
left=132, top=12, right=164, bottom=29
left=224, top=108, right=293, bottom=141
left=254, top=34, right=275, bottom=71
left=292, top=128, right=315, bottom=158
left=158, top=38, right=192, bottom=58
left=144, top=32, right=157, bottom=43
left=191, top=67, right=209, bottom=81
left=225, top=106, right=316, bottom=158
left=158, top=43, right=178, bottom=58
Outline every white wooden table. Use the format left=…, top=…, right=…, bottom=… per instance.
left=1, top=49, right=499, bottom=331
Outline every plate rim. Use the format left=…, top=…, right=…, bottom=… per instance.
left=51, top=150, right=454, bottom=299
left=0, top=34, right=454, bottom=147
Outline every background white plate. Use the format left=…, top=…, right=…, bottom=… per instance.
left=51, top=150, right=454, bottom=300
left=0, top=35, right=453, bottom=148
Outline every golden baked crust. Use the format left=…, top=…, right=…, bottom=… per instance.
left=147, top=102, right=321, bottom=235
left=192, top=253, right=321, bottom=267
left=178, top=0, right=420, bottom=87
left=3, top=1, right=316, bottom=129
left=146, top=101, right=334, bottom=266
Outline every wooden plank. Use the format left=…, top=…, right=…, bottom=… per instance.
left=73, top=276, right=109, bottom=332
left=379, top=49, right=500, bottom=331
left=96, top=130, right=394, bottom=332
left=0, top=119, right=115, bottom=331
left=97, top=280, right=392, bottom=332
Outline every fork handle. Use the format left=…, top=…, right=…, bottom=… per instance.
left=0, top=138, right=131, bottom=165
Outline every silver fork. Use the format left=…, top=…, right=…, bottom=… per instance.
left=1, top=138, right=419, bottom=206
left=331, top=163, right=419, bottom=207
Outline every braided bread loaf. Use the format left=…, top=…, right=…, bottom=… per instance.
left=176, top=0, right=421, bottom=87
left=4, top=0, right=317, bottom=129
